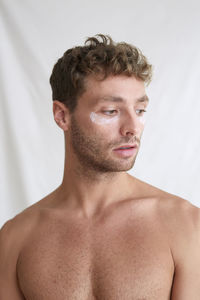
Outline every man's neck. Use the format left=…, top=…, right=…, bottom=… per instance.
left=57, top=166, right=134, bottom=218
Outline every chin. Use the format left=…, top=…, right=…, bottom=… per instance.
left=117, top=164, right=135, bottom=172
left=105, top=159, right=136, bottom=173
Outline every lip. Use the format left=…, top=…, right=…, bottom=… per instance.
left=114, top=144, right=138, bottom=150
left=113, top=144, right=138, bottom=157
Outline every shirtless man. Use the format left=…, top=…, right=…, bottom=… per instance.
left=1, top=34, right=200, bottom=300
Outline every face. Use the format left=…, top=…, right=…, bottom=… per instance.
left=68, top=74, right=149, bottom=173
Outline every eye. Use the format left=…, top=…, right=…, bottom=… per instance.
left=136, top=109, right=147, bottom=115
left=102, top=110, right=118, bottom=115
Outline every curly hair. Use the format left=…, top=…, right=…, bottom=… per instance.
left=49, top=34, right=152, bottom=113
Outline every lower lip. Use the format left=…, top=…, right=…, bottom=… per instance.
left=113, top=147, right=137, bottom=157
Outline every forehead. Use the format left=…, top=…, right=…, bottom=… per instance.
left=82, top=75, right=147, bottom=105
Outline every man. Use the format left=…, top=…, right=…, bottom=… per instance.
left=0, top=34, right=200, bottom=300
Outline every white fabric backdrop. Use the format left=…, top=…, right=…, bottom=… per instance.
left=1, top=0, right=200, bottom=227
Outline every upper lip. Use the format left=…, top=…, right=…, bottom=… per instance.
left=114, top=144, right=138, bottom=150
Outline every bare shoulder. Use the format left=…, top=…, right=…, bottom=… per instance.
left=0, top=188, right=59, bottom=249
left=135, top=184, right=200, bottom=299
left=0, top=187, right=65, bottom=265
left=131, top=176, right=200, bottom=234
left=128, top=176, right=200, bottom=298
left=0, top=205, right=39, bottom=297
left=0, top=190, right=59, bottom=298
left=0, top=203, right=40, bottom=253
left=157, top=190, right=200, bottom=259
left=134, top=176, right=199, bottom=219
left=153, top=185, right=200, bottom=234
left=134, top=177, right=200, bottom=252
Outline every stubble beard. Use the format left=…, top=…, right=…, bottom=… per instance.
left=69, top=115, right=139, bottom=177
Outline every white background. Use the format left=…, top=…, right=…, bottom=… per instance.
left=1, top=0, right=200, bottom=227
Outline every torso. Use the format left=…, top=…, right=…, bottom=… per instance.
left=17, top=192, right=175, bottom=300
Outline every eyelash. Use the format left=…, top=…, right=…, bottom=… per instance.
left=103, top=110, right=117, bottom=115
left=103, top=109, right=147, bottom=115
left=136, top=109, right=147, bottom=115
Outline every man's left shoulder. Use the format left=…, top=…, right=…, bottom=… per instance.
left=157, top=193, right=200, bottom=299
left=132, top=176, right=200, bottom=228
left=153, top=189, right=200, bottom=255
left=142, top=180, right=199, bottom=228
left=158, top=190, right=200, bottom=230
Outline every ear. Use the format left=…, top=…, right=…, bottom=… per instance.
left=53, top=100, right=71, bottom=131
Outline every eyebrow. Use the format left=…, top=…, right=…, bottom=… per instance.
left=99, top=95, right=149, bottom=103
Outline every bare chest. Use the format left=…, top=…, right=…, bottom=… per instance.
left=17, top=214, right=174, bottom=300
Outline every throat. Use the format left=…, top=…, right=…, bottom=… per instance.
left=58, top=172, right=130, bottom=218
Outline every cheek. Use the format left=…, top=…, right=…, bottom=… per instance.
left=90, top=112, right=119, bottom=126
left=139, top=114, right=146, bottom=126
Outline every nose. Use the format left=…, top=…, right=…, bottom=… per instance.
left=120, top=111, right=141, bottom=137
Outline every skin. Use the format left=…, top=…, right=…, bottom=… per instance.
left=1, top=74, right=200, bottom=299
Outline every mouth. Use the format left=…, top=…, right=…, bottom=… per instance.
left=113, top=144, right=138, bottom=157
left=114, top=144, right=138, bottom=150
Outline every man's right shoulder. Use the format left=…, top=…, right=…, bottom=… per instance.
left=0, top=206, right=38, bottom=250
left=0, top=200, right=49, bottom=298
left=0, top=195, right=52, bottom=246
left=0, top=189, right=60, bottom=246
